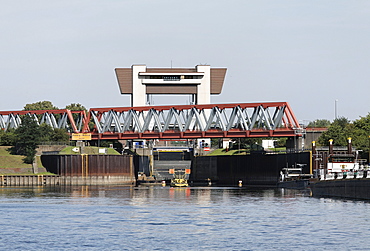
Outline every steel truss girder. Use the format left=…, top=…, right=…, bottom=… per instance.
left=0, top=110, right=86, bottom=133
left=85, top=102, right=301, bottom=139
left=0, top=102, right=300, bottom=139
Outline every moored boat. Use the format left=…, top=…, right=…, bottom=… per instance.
left=170, top=169, right=189, bottom=187
left=310, top=138, right=370, bottom=199
left=278, top=163, right=312, bottom=189
left=170, top=178, right=188, bottom=187
left=136, top=172, right=164, bottom=186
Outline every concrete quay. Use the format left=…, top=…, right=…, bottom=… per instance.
left=0, top=175, right=135, bottom=186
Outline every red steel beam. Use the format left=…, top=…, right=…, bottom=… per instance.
left=84, top=102, right=300, bottom=139
left=0, top=109, right=83, bottom=115
left=0, top=102, right=300, bottom=139
left=88, top=101, right=290, bottom=113
left=0, top=109, right=87, bottom=133
left=89, top=129, right=298, bottom=140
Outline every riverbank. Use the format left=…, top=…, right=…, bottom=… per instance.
left=0, top=145, right=121, bottom=175
left=0, top=146, right=135, bottom=186
left=0, top=146, right=52, bottom=175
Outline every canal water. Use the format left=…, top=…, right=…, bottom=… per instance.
left=0, top=186, right=369, bottom=250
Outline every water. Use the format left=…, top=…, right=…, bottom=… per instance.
left=0, top=186, right=369, bottom=251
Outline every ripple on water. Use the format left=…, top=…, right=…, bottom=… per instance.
left=0, top=187, right=369, bottom=250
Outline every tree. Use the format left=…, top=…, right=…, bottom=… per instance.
left=307, top=119, right=331, bottom=128
left=275, top=137, right=287, bottom=147
left=12, top=116, right=42, bottom=164
left=353, top=113, right=370, bottom=134
left=0, top=129, right=16, bottom=146
left=52, top=128, right=70, bottom=142
left=11, top=116, right=69, bottom=163
left=65, top=103, right=87, bottom=112
left=317, top=115, right=370, bottom=152
left=65, top=103, right=94, bottom=131
left=23, top=101, right=58, bottom=111
left=38, top=124, right=69, bottom=143
left=65, top=102, right=87, bottom=121
left=318, top=117, right=351, bottom=146
left=333, top=117, right=351, bottom=128
left=351, top=113, right=370, bottom=151
left=39, top=124, right=55, bottom=143
left=230, top=138, right=262, bottom=150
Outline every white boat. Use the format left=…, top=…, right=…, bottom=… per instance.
left=316, top=153, right=367, bottom=180
left=278, top=164, right=312, bottom=189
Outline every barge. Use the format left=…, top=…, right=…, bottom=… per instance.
left=278, top=164, right=311, bottom=189
left=310, top=138, right=370, bottom=200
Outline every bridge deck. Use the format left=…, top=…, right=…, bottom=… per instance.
left=0, top=102, right=302, bottom=139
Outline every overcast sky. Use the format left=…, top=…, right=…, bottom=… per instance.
left=1, top=0, right=369, bottom=123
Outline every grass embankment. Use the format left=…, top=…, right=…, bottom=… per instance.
left=60, top=146, right=121, bottom=155
left=0, top=146, right=31, bottom=168
left=0, top=146, right=54, bottom=175
left=207, top=149, right=249, bottom=156
left=207, top=147, right=287, bottom=156
left=0, top=146, right=120, bottom=175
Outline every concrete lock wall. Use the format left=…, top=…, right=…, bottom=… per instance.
left=0, top=175, right=60, bottom=186
left=41, top=155, right=135, bottom=185
left=190, top=152, right=311, bottom=186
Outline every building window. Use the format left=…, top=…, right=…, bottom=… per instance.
left=163, top=76, right=180, bottom=81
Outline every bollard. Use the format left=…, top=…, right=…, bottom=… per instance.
left=238, top=180, right=243, bottom=187
left=162, top=180, right=166, bottom=187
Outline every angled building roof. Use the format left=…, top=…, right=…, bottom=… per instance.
left=115, top=65, right=227, bottom=95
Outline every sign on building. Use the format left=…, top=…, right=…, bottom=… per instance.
left=72, top=133, right=92, bottom=141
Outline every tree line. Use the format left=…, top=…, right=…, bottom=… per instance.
left=226, top=115, right=370, bottom=154
left=316, top=116, right=370, bottom=151
left=1, top=100, right=369, bottom=163
left=0, top=101, right=86, bottom=164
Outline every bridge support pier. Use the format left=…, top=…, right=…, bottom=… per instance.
left=286, top=135, right=307, bottom=151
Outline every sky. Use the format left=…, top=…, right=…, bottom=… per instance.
left=1, top=0, right=370, bottom=124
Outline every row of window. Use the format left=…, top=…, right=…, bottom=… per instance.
left=149, top=75, right=195, bottom=80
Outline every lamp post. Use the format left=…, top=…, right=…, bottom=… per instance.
left=335, top=99, right=338, bottom=119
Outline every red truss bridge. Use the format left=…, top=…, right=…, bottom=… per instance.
left=0, top=102, right=302, bottom=140
left=0, top=109, right=87, bottom=133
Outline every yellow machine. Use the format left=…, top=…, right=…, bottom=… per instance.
left=170, top=169, right=190, bottom=187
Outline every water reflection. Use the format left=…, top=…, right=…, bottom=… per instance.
left=0, top=186, right=369, bottom=250
left=0, top=185, right=312, bottom=200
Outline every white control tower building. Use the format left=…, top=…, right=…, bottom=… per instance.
left=115, top=64, right=227, bottom=107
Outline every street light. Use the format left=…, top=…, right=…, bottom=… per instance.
left=335, top=99, right=338, bottom=119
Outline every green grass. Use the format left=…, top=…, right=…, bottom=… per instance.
left=267, top=147, right=286, bottom=152
left=207, top=148, right=249, bottom=156
left=60, top=146, right=121, bottom=155
left=0, top=146, right=33, bottom=169
left=208, top=147, right=288, bottom=156
left=0, top=146, right=55, bottom=175
left=0, top=146, right=13, bottom=156
left=0, top=145, right=120, bottom=175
